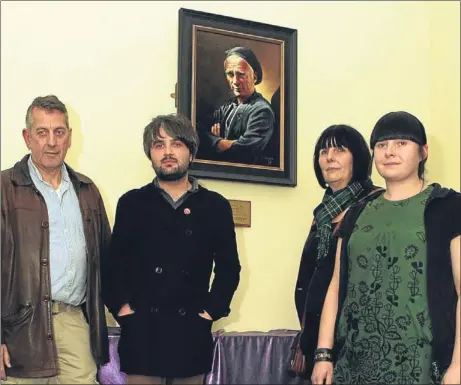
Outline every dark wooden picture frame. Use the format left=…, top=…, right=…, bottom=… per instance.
left=177, top=8, right=297, bottom=186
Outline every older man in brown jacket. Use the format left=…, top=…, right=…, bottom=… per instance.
left=1, top=95, right=110, bottom=383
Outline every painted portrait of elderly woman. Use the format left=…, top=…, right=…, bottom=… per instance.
left=199, top=46, right=276, bottom=167
left=177, top=8, right=297, bottom=186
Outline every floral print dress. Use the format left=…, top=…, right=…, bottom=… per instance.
left=333, top=186, right=440, bottom=384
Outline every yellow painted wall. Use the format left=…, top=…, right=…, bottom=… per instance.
left=1, top=1, right=459, bottom=332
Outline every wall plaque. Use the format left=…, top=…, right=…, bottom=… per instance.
left=228, top=200, right=251, bottom=227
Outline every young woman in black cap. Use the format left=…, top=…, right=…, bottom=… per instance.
left=312, top=111, right=460, bottom=384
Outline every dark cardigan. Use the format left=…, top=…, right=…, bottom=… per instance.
left=294, top=187, right=382, bottom=377
left=295, top=223, right=338, bottom=377
left=336, top=183, right=461, bottom=373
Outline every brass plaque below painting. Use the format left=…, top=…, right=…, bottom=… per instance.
left=228, top=200, right=251, bottom=227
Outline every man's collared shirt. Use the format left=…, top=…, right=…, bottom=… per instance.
left=28, top=157, right=87, bottom=306
left=153, top=176, right=199, bottom=209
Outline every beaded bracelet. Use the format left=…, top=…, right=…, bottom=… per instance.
left=313, top=348, right=333, bottom=363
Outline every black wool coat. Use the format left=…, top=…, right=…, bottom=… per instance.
left=103, top=182, right=241, bottom=377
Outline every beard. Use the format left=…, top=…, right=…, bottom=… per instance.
left=152, top=159, right=189, bottom=181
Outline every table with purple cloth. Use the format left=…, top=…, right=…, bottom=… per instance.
left=99, top=327, right=304, bottom=384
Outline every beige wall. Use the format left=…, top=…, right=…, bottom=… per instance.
left=1, top=1, right=459, bottom=332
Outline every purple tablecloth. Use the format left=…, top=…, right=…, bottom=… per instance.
left=99, top=327, right=304, bottom=384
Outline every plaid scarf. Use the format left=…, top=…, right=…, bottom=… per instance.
left=313, top=178, right=373, bottom=261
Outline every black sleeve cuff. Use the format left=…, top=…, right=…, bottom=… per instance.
left=205, top=300, right=231, bottom=322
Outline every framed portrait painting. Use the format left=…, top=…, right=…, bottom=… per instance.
left=177, top=8, right=297, bottom=186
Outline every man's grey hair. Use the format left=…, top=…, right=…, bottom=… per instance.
left=143, top=114, right=200, bottom=160
left=25, top=95, right=69, bottom=129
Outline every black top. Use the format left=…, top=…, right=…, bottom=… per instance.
left=294, top=221, right=339, bottom=377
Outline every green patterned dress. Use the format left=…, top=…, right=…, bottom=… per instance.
left=333, top=186, right=439, bottom=384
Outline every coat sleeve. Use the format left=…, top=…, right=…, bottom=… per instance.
left=1, top=206, right=7, bottom=344
left=205, top=198, right=241, bottom=321
left=224, top=104, right=275, bottom=162
left=294, top=224, right=317, bottom=324
left=447, top=194, right=461, bottom=240
left=102, top=193, right=135, bottom=318
left=96, top=187, right=113, bottom=312
left=1, top=176, right=12, bottom=346
left=206, top=104, right=228, bottom=149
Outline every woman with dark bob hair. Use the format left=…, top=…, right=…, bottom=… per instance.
left=294, top=124, right=381, bottom=380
